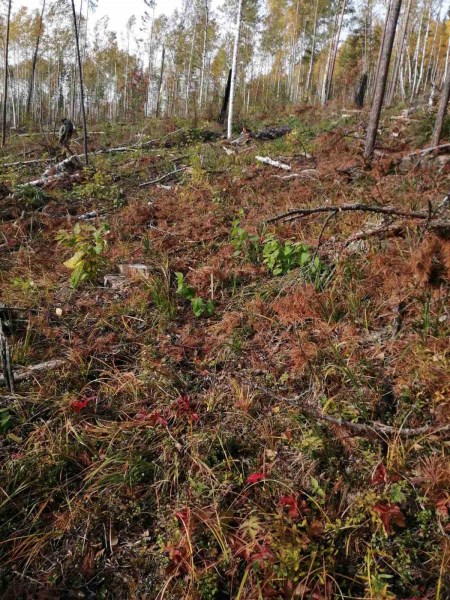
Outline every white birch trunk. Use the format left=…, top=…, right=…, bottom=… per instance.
left=227, top=0, right=244, bottom=140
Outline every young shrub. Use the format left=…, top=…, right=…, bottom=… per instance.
left=57, top=223, right=109, bottom=288
left=175, top=272, right=215, bottom=318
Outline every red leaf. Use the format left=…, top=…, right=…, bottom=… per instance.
left=371, top=463, right=388, bottom=486
left=70, top=396, right=93, bottom=413
left=172, top=395, right=199, bottom=422
left=373, top=503, right=405, bottom=535
left=278, top=495, right=300, bottom=519
left=175, top=508, right=191, bottom=525
left=135, top=410, right=168, bottom=427
left=249, top=544, right=274, bottom=569
left=246, top=472, right=266, bottom=484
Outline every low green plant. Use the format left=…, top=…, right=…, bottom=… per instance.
left=57, top=223, right=109, bottom=288
left=262, top=235, right=312, bottom=276
left=230, top=211, right=261, bottom=263
left=0, top=408, right=12, bottom=434
left=70, top=170, right=121, bottom=203
left=15, top=184, right=50, bottom=209
left=175, top=272, right=215, bottom=318
left=230, top=215, right=328, bottom=284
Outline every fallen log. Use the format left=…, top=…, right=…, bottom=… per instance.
left=256, top=156, right=291, bottom=171
left=19, top=156, right=83, bottom=188
left=252, top=126, right=292, bottom=140
left=0, top=359, right=66, bottom=386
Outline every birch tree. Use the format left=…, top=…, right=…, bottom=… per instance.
left=1, top=0, right=12, bottom=146
left=26, top=0, right=46, bottom=117
left=227, top=0, right=244, bottom=139
left=70, top=0, right=89, bottom=165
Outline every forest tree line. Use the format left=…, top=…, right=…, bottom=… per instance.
left=0, top=0, right=449, bottom=128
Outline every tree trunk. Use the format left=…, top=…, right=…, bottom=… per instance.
left=374, top=0, right=392, bottom=87
left=199, top=0, right=209, bottom=111
left=156, top=45, right=166, bottom=118
left=26, top=0, right=46, bottom=117
left=185, top=26, right=197, bottom=117
left=431, top=60, right=450, bottom=147
left=325, top=0, right=347, bottom=103
left=364, top=0, right=403, bottom=161
left=70, top=0, right=89, bottom=166
left=321, top=7, right=339, bottom=106
left=386, top=0, right=412, bottom=106
left=219, top=68, right=232, bottom=124
left=1, top=0, right=12, bottom=147
left=305, top=0, right=319, bottom=101
left=145, top=11, right=155, bottom=117
left=227, top=0, right=244, bottom=140
left=410, top=6, right=424, bottom=100
left=415, top=0, right=432, bottom=95
left=355, top=73, right=368, bottom=108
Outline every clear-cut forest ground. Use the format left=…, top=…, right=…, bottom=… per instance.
left=0, top=108, right=449, bottom=599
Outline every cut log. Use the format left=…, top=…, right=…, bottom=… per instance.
left=104, top=274, right=128, bottom=289
left=256, top=156, right=292, bottom=171
left=118, top=263, right=150, bottom=277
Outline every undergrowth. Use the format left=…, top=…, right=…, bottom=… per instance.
left=0, top=109, right=449, bottom=599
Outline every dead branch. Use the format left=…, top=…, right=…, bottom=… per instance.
left=265, top=203, right=430, bottom=225
left=0, top=359, right=66, bottom=386
left=3, top=157, right=55, bottom=168
left=139, top=166, right=188, bottom=188
left=344, top=222, right=407, bottom=246
left=249, top=382, right=450, bottom=439
left=402, top=143, right=450, bottom=159
left=256, top=156, right=291, bottom=171
left=274, top=170, right=317, bottom=181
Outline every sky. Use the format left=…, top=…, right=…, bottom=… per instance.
left=14, top=0, right=186, bottom=37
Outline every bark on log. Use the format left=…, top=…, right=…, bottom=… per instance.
left=0, top=359, right=66, bottom=386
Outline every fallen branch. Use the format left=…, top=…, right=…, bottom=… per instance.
left=139, top=166, right=188, bottom=188
left=250, top=383, right=450, bottom=439
left=402, top=143, right=450, bottom=159
left=265, top=203, right=430, bottom=225
left=343, top=219, right=450, bottom=247
left=3, top=157, right=55, bottom=168
left=0, top=359, right=66, bottom=386
left=256, top=156, right=291, bottom=171
left=275, top=169, right=317, bottom=181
